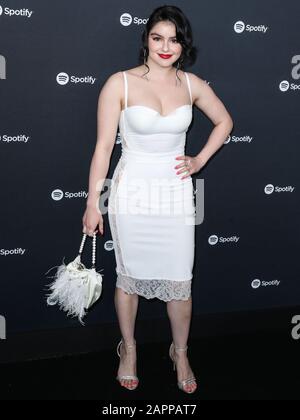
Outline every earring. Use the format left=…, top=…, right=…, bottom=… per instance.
left=177, top=56, right=184, bottom=69
left=143, top=47, right=150, bottom=80
left=175, top=57, right=183, bottom=83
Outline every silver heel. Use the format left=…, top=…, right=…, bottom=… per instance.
left=169, top=342, right=176, bottom=371
left=116, top=339, right=139, bottom=390
left=168, top=341, right=197, bottom=394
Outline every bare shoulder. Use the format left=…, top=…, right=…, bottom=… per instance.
left=123, top=66, right=147, bottom=78
left=185, top=71, right=215, bottom=102
left=97, top=71, right=124, bottom=106
left=100, top=68, right=142, bottom=93
left=185, top=71, right=233, bottom=126
left=185, top=71, right=209, bottom=89
left=185, top=71, right=206, bottom=82
left=101, top=71, right=124, bottom=90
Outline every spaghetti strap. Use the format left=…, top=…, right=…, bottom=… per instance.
left=122, top=71, right=128, bottom=109
left=184, top=72, right=193, bottom=106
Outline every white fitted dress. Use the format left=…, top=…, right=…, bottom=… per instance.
left=108, top=71, right=196, bottom=302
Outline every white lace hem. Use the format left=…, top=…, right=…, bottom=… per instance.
left=116, top=272, right=192, bottom=302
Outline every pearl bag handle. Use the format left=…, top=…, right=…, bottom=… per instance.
left=78, top=232, right=97, bottom=269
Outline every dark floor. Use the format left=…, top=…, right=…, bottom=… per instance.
left=0, top=330, right=299, bottom=400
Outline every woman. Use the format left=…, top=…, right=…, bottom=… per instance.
left=82, top=5, right=233, bottom=394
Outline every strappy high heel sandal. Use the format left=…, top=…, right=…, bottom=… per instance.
left=116, top=339, right=139, bottom=390
left=169, top=342, right=197, bottom=394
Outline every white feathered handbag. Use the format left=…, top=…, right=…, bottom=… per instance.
left=45, top=232, right=104, bottom=325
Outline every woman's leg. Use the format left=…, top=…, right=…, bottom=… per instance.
left=166, top=296, right=197, bottom=392
left=114, top=287, right=139, bottom=388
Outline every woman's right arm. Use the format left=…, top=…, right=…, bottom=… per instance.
left=82, top=72, right=123, bottom=237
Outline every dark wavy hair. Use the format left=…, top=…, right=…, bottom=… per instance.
left=138, top=5, right=198, bottom=83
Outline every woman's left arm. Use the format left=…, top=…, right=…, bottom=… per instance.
left=191, top=73, right=233, bottom=165
left=175, top=73, right=234, bottom=179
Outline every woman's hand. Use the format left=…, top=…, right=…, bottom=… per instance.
left=82, top=204, right=104, bottom=237
left=174, top=155, right=206, bottom=180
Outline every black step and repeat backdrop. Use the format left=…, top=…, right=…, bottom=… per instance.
left=0, top=0, right=299, bottom=335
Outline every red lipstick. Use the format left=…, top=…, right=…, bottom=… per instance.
left=158, top=54, right=172, bottom=59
